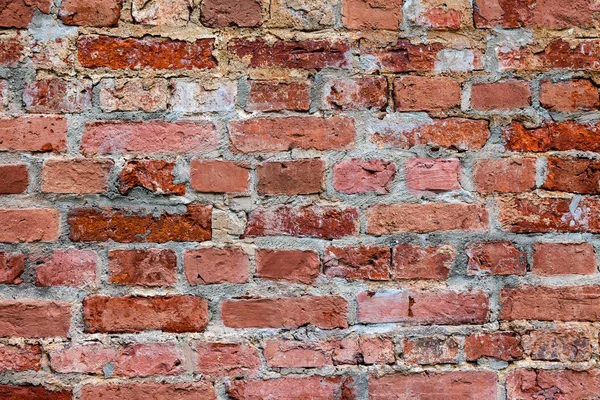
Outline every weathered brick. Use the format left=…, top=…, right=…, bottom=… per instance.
left=0, top=37, right=24, bottom=67
left=405, top=158, right=461, bottom=192
left=498, top=39, right=600, bottom=71
left=367, top=203, right=488, bottom=234
left=0, top=209, right=59, bottom=243
left=361, top=41, right=444, bottom=73
left=257, top=159, right=324, bottom=195
left=0, top=300, right=71, bottom=338
left=543, top=158, right=600, bottom=194
left=42, top=159, right=113, bottom=194
left=244, top=205, right=359, bottom=239
left=416, top=0, right=470, bottom=29
left=403, top=337, right=459, bottom=365
left=342, top=0, right=403, bottom=30
left=68, top=205, right=211, bottom=243
left=0, top=252, right=25, bottom=284
left=540, top=80, right=599, bottom=112
left=392, top=244, right=455, bottom=280
left=0, top=386, right=71, bottom=400
left=522, top=329, right=592, bottom=361
left=323, top=245, right=391, bottom=280
left=229, top=38, right=350, bottom=69
left=268, top=0, right=337, bottom=30
left=194, top=343, right=260, bottom=377
left=500, top=285, right=600, bottom=321
left=246, top=80, right=311, bottom=112
left=255, top=249, right=320, bottom=284
left=467, top=241, right=527, bottom=276
left=321, top=76, right=388, bottom=110
left=370, top=371, right=497, bottom=399
left=473, top=158, right=536, bottom=194
left=221, top=296, right=348, bottom=329
left=504, top=121, right=600, bottom=152
left=83, top=295, right=208, bottom=333
left=132, top=0, right=193, bottom=26
left=0, top=0, right=52, bottom=28
left=23, top=78, right=92, bottom=113
left=80, top=383, right=215, bottom=400
left=200, top=0, right=262, bottom=27
left=230, top=116, right=355, bottom=153
left=99, top=78, right=169, bottom=112
left=184, top=247, right=249, bottom=284
left=170, top=80, right=237, bottom=113
left=394, top=76, right=461, bottom=112
left=471, top=80, right=531, bottom=110
left=465, top=332, right=523, bottom=361
left=506, top=369, right=600, bottom=400
left=532, top=242, right=597, bottom=275
left=190, top=160, right=249, bottom=193
left=0, top=164, right=28, bottom=194
left=59, top=0, right=122, bottom=26
left=78, top=36, right=216, bottom=70
left=0, top=344, right=41, bottom=372
left=0, top=116, right=66, bottom=152
left=118, top=160, right=185, bottom=195
left=35, top=249, right=97, bottom=288
left=109, top=249, right=177, bottom=287
left=227, top=376, right=355, bottom=400
left=82, top=121, right=217, bottom=155
left=333, top=159, right=396, bottom=194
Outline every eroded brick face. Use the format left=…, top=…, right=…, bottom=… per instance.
left=2, top=0, right=600, bottom=397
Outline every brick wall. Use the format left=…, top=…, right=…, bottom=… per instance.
left=0, top=0, right=599, bottom=399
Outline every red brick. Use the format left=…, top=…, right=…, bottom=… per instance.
left=82, top=121, right=217, bottom=155
left=42, top=159, right=113, bottom=194
left=109, top=249, right=177, bottom=287
left=23, top=78, right=92, bottom=113
left=0, top=116, right=66, bottom=152
left=78, top=36, right=216, bottom=70
left=257, top=159, right=324, bottom=195
left=498, top=39, right=600, bottom=71
left=405, top=158, right=460, bottom=192
left=99, top=78, right=169, bottom=112
left=0, top=344, right=41, bottom=371
left=500, top=285, right=600, bottom=321
left=361, top=41, right=444, bottom=73
left=467, top=241, right=527, bottom=276
left=0, top=0, right=52, bottom=28
left=50, top=343, right=184, bottom=376
left=543, top=158, right=600, bottom=194
left=465, top=332, right=523, bottom=361
left=498, top=196, right=600, bottom=233
left=0, top=300, right=70, bottom=338
left=357, top=290, right=489, bottom=324
left=0, top=252, right=25, bottom=284
left=333, top=159, right=396, bottom=194
left=35, top=249, right=97, bottom=288
left=403, top=337, right=459, bottom=364
left=230, top=116, right=355, bottom=153
left=244, top=205, right=359, bottom=239
left=371, top=118, right=490, bottom=150
left=131, top=0, right=193, bottom=26
left=119, top=160, right=185, bottom=195
left=194, top=343, right=260, bottom=376
left=190, top=160, right=249, bottom=193
left=59, top=0, right=122, bottom=26
left=80, top=383, right=215, bottom=400
left=394, top=76, right=461, bottom=112
left=540, top=80, right=599, bottom=111
left=255, top=249, right=320, bottom=284
left=506, top=369, right=600, bottom=400
left=221, top=296, right=348, bottom=329
left=504, top=121, right=600, bottom=152
left=392, top=244, right=455, bottom=280
left=321, top=76, right=388, bottom=110
left=0, top=164, right=28, bottom=194
left=323, top=245, right=391, bottom=280
left=474, top=0, right=600, bottom=28
left=342, top=0, right=403, bottom=30
left=416, top=0, right=468, bottom=29
left=0, top=209, right=59, bottom=243
left=200, top=0, right=262, bottom=27
left=246, top=80, right=310, bottom=112
left=367, top=203, right=488, bottom=234
left=370, top=371, right=497, bottom=399
left=0, top=37, right=24, bottom=67
left=359, top=336, right=396, bottom=364
left=532, top=242, right=597, bottom=275
left=227, top=376, right=355, bottom=400
left=184, top=247, right=249, bottom=284
left=522, top=329, right=592, bottom=361
left=229, top=38, right=350, bottom=69
left=0, top=386, right=71, bottom=400
left=473, top=158, right=536, bottom=194
left=471, top=81, right=531, bottom=110
left=83, top=295, right=208, bottom=333
left=68, top=205, right=211, bottom=243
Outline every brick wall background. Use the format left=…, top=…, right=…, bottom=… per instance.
left=1, top=0, right=599, bottom=398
